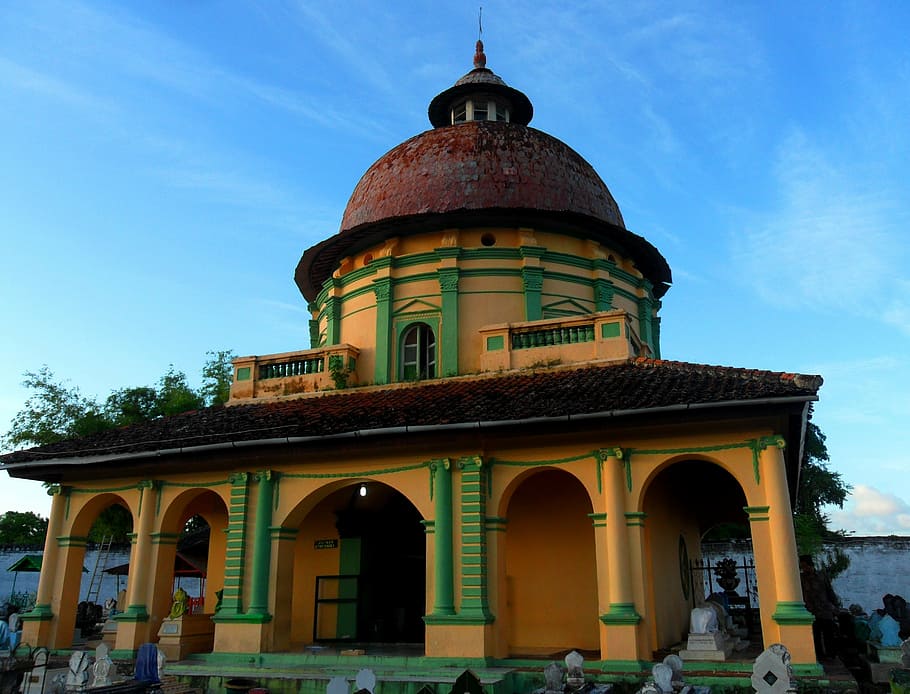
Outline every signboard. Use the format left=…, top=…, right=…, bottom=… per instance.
left=314, top=539, right=338, bottom=550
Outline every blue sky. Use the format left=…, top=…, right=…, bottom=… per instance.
left=1, top=1, right=908, bottom=535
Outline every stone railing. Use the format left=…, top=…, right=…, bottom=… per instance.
left=479, top=310, right=643, bottom=372
left=229, top=345, right=360, bottom=403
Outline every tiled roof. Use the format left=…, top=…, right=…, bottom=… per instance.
left=0, top=358, right=821, bottom=467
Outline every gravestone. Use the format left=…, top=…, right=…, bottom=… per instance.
left=354, top=669, right=376, bottom=694
left=750, top=644, right=794, bottom=694
left=65, top=652, right=90, bottom=692
left=662, top=655, right=684, bottom=685
left=543, top=662, right=563, bottom=694
left=901, top=636, right=910, bottom=668
left=90, top=644, right=113, bottom=688
left=327, top=676, right=348, bottom=694
left=652, top=664, right=673, bottom=694
left=565, top=651, right=585, bottom=690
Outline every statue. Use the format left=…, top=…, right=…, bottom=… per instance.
left=168, top=587, right=189, bottom=619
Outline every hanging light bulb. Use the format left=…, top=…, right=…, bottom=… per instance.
left=359, top=483, right=367, bottom=497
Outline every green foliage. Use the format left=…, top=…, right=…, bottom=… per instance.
left=328, top=355, right=350, bottom=390
left=88, top=504, right=133, bottom=544
left=200, top=350, right=235, bottom=406
left=0, top=510, right=48, bottom=546
left=3, top=351, right=235, bottom=449
left=2, top=367, right=101, bottom=448
left=794, top=415, right=851, bottom=561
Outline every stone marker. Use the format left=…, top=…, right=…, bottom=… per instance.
left=354, top=668, right=376, bottom=694
left=751, top=644, right=794, bottom=694
left=327, top=676, right=348, bottom=694
left=90, top=644, right=113, bottom=688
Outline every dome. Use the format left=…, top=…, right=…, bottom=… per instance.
left=295, top=44, right=671, bottom=302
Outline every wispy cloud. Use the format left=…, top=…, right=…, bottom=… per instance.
left=829, top=484, right=910, bottom=535
left=735, top=130, right=904, bottom=316
left=0, top=56, right=110, bottom=112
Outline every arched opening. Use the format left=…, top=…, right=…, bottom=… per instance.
left=504, top=469, right=598, bottom=657
left=400, top=323, right=436, bottom=381
left=642, top=460, right=751, bottom=653
left=286, top=482, right=426, bottom=648
left=56, top=495, right=134, bottom=648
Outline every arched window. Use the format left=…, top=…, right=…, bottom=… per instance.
left=400, top=323, right=436, bottom=380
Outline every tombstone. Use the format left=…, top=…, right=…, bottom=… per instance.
left=354, top=669, right=376, bottom=694
left=90, top=644, right=113, bottom=688
left=65, top=651, right=91, bottom=692
left=565, top=651, right=585, bottom=690
left=21, top=647, right=50, bottom=694
left=662, top=655, right=684, bottom=685
left=652, top=664, right=673, bottom=694
left=543, top=662, right=563, bottom=694
left=689, top=607, right=718, bottom=635
left=6, top=615, right=19, bottom=634
left=680, top=606, right=733, bottom=661
left=327, top=676, right=349, bottom=694
left=901, top=636, right=910, bottom=668
left=450, top=670, right=484, bottom=694
left=750, top=644, right=794, bottom=694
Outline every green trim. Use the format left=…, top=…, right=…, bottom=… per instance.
left=326, top=295, right=342, bottom=346
left=56, top=535, right=89, bottom=548
left=600, top=602, right=642, bottom=625
left=247, top=470, right=274, bottom=618
left=150, top=532, right=179, bottom=545
left=485, top=335, right=504, bottom=350
left=772, top=601, right=815, bottom=625
left=373, top=277, right=392, bottom=384
left=20, top=603, right=53, bottom=621
left=744, top=505, right=771, bottom=522
left=211, top=612, right=273, bottom=624
left=588, top=512, right=607, bottom=528
left=283, top=461, right=428, bottom=480
left=394, top=314, right=441, bottom=382
left=430, top=459, right=455, bottom=616
left=601, top=321, right=621, bottom=338
left=236, top=367, right=251, bottom=381
left=423, top=613, right=495, bottom=625
left=115, top=605, right=149, bottom=622
left=521, top=267, right=544, bottom=321
left=219, top=473, right=250, bottom=617
left=460, top=248, right=522, bottom=261
left=269, top=526, right=298, bottom=541
left=457, top=455, right=492, bottom=621
left=625, top=512, right=647, bottom=527
left=438, top=268, right=460, bottom=377
left=594, top=278, right=615, bottom=311
left=109, top=649, right=138, bottom=660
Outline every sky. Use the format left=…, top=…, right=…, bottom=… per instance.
left=0, top=1, right=908, bottom=535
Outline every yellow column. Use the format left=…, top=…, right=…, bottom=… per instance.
left=19, top=486, right=67, bottom=647
left=761, top=439, right=817, bottom=666
left=598, top=449, right=642, bottom=664
left=115, top=480, right=159, bottom=653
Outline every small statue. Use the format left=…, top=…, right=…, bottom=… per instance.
left=168, top=587, right=189, bottom=619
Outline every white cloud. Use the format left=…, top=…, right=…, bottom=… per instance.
left=736, top=130, right=904, bottom=316
left=829, top=484, right=910, bottom=536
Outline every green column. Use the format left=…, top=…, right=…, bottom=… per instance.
left=247, top=470, right=275, bottom=619
left=216, top=473, right=250, bottom=618
left=307, top=301, right=321, bottom=348
left=326, top=296, right=342, bottom=346
left=593, top=278, right=615, bottom=312
left=373, top=277, right=393, bottom=384
left=521, top=267, right=543, bottom=321
left=637, top=283, right=654, bottom=354
left=437, top=268, right=460, bottom=378
left=431, top=459, right=455, bottom=615
left=457, top=455, right=492, bottom=622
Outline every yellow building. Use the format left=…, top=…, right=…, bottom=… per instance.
left=2, top=41, right=822, bottom=684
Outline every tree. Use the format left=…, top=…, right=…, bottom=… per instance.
left=200, top=350, right=235, bottom=406
left=0, top=510, right=48, bottom=546
left=88, top=504, right=133, bottom=544
left=2, top=367, right=103, bottom=448
left=2, top=351, right=234, bottom=450
left=793, top=414, right=851, bottom=574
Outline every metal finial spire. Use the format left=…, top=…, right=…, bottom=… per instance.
left=474, top=8, right=486, bottom=69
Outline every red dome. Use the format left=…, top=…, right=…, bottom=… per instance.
left=296, top=121, right=671, bottom=301
left=340, top=121, right=625, bottom=232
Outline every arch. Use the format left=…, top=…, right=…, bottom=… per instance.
left=497, top=464, right=596, bottom=520
left=140, top=487, right=228, bottom=654
left=636, top=452, right=757, bottom=513
left=274, top=480, right=426, bottom=650
left=640, top=459, right=752, bottom=653
left=399, top=321, right=437, bottom=380
left=56, top=493, right=134, bottom=649
left=502, top=468, right=598, bottom=656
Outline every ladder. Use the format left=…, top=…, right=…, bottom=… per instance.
left=85, top=535, right=113, bottom=604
